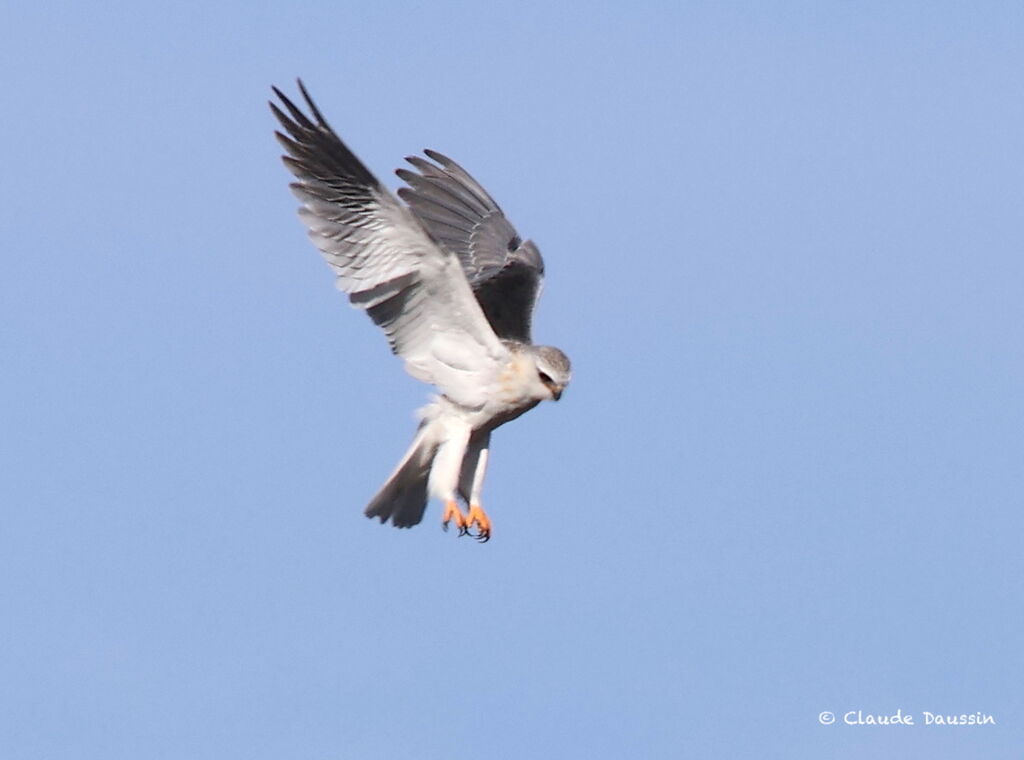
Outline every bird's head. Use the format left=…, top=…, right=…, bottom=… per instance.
left=530, top=345, right=572, bottom=401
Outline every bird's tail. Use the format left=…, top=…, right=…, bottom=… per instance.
left=364, top=422, right=440, bottom=528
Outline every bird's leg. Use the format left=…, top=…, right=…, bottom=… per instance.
left=429, top=421, right=472, bottom=537
left=465, top=444, right=492, bottom=542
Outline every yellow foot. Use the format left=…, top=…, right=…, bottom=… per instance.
left=442, top=500, right=468, bottom=535
left=466, top=503, right=492, bottom=543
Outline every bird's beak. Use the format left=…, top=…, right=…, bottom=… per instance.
left=551, top=385, right=564, bottom=401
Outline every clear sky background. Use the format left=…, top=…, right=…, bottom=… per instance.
left=3, top=2, right=1022, bottom=758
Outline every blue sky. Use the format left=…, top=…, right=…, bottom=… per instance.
left=3, top=2, right=1022, bottom=758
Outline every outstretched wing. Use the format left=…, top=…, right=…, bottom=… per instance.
left=271, top=82, right=509, bottom=409
left=396, top=150, right=544, bottom=344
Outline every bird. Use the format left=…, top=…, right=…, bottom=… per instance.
left=270, top=80, right=571, bottom=542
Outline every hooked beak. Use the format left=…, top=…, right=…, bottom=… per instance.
left=550, top=384, right=564, bottom=401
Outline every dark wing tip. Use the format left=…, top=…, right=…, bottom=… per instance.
left=404, top=155, right=443, bottom=177
left=269, top=80, right=382, bottom=191
left=270, top=78, right=331, bottom=132
left=423, top=148, right=454, bottom=165
left=268, top=100, right=297, bottom=133
left=295, top=78, right=328, bottom=126
left=270, top=85, right=316, bottom=132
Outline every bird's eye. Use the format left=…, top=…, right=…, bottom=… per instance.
left=538, top=371, right=553, bottom=384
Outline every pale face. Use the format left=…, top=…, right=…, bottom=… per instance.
left=532, top=346, right=572, bottom=401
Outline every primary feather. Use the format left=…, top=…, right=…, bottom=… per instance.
left=271, top=81, right=510, bottom=410
left=397, top=151, right=545, bottom=343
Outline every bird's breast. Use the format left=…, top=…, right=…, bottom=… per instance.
left=497, top=353, right=535, bottom=401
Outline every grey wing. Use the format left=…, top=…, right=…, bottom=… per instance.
left=396, top=150, right=544, bottom=344
left=271, top=82, right=510, bottom=409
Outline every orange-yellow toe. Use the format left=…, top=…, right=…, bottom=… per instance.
left=466, top=503, right=492, bottom=542
left=442, top=500, right=468, bottom=534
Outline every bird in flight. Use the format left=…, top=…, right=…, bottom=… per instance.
left=270, top=81, right=571, bottom=542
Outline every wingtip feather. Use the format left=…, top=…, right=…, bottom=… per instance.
left=296, top=78, right=328, bottom=126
